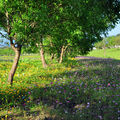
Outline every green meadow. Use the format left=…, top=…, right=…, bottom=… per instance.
left=87, top=48, right=120, bottom=60
left=0, top=48, right=120, bottom=120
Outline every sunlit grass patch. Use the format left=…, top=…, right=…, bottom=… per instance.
left=86, top=48, right=120, bottom=60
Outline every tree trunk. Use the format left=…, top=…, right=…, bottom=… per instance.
left=103, top=46, right=106, bottom=57
left=59, top=45, right=68, bottom=63
left=59, top=46, right=64, bottom=63
left=50, top=53, right=54, bottom=60
left=6, top=11, right=22, bottom=85
left=103, top=39, right=106, bottom=57
left=8, top=44, right=22, bottom=85
left=40, top=42, right=47, bottom=68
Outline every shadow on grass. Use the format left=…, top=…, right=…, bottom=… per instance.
left=0, top=57, right=120, bottom=119
left=0, top=84, right=94, bottom=120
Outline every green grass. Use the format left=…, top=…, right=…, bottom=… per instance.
left=86, top=48, right=120, bottom=60
left=0, top=54, right=40, bottom=61
left=0, top=54, right=120, bottom=120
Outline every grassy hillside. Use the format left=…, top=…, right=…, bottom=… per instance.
left=86, top=48, right=120, bottom=60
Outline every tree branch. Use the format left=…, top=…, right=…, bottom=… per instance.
left=64, top=44, right=70, bottom=52
left=0, top=32, right=10, bottom=40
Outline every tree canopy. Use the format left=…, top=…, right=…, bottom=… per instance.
left=0, top=0, right=120, bottom=85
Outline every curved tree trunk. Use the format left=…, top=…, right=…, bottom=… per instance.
left=59, top=46, right=64, bottom=63
left=8, top=43, right=22, bottom=85
left=40, top=42, right=47, bottom=68
left=59, top=45, right=68, bottom=63
left=5, top=11, right=22, bottom=85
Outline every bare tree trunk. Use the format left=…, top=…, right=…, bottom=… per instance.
left=59, top=45, right=68, bottom=63
left=103, top=39, right=106, bottom=57
left=103, top=46, right=106, bottom=57
left=59, top=46, right=64, bottom=63
left=8, top=43, right=22, bottom=85
left=40, top=41, right=47, bottom=68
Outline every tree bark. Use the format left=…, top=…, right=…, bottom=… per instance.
left=59, top=45, right=68, bottom=63
left=40, top=41, right=47, bottom=68
left=103, top=46, right=106, bottom=57
left=103, top=40, right=106, bottom=57
left=59, top=46, right=64, bottom=63
left=8, top=43, right=22, bottom=85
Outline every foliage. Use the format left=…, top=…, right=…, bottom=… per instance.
left=26, top=0, right=120, bottom=62
left=94, top=41, right=104, bottom=49
left=116, top=33, right=120, bottom=36
left=114, top=36, right=120, bottom=45
left=95, top=35, right=120, bottom=49
left=0, top=0, right=120, bottom=60
left=107, top=36, right=116, bottom=47
left=21, top=46, right=39, bottom=54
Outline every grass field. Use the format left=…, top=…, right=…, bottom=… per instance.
left=86, top=48, right=120, bottom=60
left=0, top=50, right=120, bottom=120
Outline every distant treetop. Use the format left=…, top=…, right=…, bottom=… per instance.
left=116, top=33, right=120, bottom=36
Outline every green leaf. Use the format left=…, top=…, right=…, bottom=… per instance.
left=18, top=19, right=22, bottom=23
left=53, top=2, right=56, bottom=6
left=56, top=16, right=59, bottom=20
left=59, top=7, right=63, bottom=13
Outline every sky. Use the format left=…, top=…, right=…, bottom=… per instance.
left=107, top=23, right=120, bottom=36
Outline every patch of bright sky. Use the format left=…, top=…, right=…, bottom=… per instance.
left=107, top=23, right=120, bottom=37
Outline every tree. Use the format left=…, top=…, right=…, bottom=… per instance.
left=0, top=0, right=54, bottom=84
left=0, top=0, right=80, bottom=84
left=0, top=3, right=23, bottom=85
left=114, top=36, right=120, bottom=46
left=43, top=0, right=120, bottom=63
left=0, top=0, right=120, bottom=85
left=107, top=36, right=116, bottom=47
